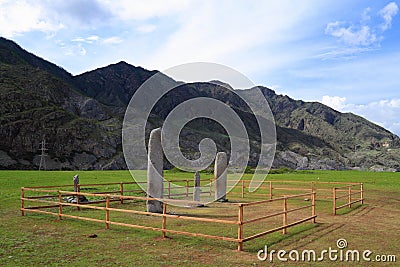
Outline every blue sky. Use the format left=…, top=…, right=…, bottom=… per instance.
left=0, top=0, right=399, bottom=136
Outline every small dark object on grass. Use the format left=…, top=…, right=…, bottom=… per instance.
left=87, top=234, right=98, bottom=238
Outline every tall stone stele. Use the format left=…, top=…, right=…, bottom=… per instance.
left=214, top=152, right=227, bottom=202
left=146, top=128, right=164, bottom=213
left=73, top=174, right=79, bottom=192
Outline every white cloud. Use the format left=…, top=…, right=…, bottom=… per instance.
left=321, top=95, right=347, bottom=111
left=102, top=36, right=123, bottom=44
left=71, top=37, right=86, bottom=42
left=315, top=46, right=376, bottom=60
left=70, top=34, right=122, bottom=47
left=87, top=35, right=100, bottom=42
left=321, top=96, right=400, bottom=136
left=0, top=0, right=113, bottom=38
left=0, top=0, right=64, bottom=37
left=378, top=2, right=399, bottom=31
left=136, top=24, right=156, bottom=34
left=55, top=34, right=123, bottom=58
left=71, top=35, right=101, bottom=43
left=99, top=0, right=190, bottom=21
left=144, top=1, right=329, bottom=72
left=62, top=43, right=87, bottom=56
left=361, top=7, right=371, bottom=23
left=324, top=2, right=399, bottom=59
left=325, top=22, right=377, bottom=46
left=377, top=99, right=400, bottom=108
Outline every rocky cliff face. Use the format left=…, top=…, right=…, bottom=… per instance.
left=1, top=37, right=399, bottom=171
left=239, top=87, right=400, bottom=171
left=0, top=37, right=123, bottom=170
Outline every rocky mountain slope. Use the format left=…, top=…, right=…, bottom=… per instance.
left=1, top=37, right=399, bottom=171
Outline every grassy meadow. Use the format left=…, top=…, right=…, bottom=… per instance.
left=0, top=170, right=399, bottom=266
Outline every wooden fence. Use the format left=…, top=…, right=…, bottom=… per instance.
left=21, top=185, right=316, bottom=252
left=228, top=180, right=364, bottom=214
left=21, top=179, right=213, bottom=201
left=165, top=179, right=213, bottom=198
left=333, top=183, right=364, bottom=215
left=237, top=191, right=316, bottom=251
left=228, top=179, right=361, bottom=198
left=20, top=178, right=363, bottom=214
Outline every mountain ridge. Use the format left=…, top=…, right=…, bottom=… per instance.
left=1, top=37, right=399, bottom=171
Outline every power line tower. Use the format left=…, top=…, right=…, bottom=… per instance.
left=39, top=136, right=48, bottom=171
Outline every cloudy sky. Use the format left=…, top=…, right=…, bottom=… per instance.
left=1, top=0, right=399, bottom=136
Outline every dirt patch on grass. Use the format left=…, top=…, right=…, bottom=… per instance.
left=270, top=189, right=400, bottom=266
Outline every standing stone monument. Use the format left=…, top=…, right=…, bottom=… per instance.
left=193, top=171, right=201, bottom=202
left=214, top=152, right=228, bottom=202
left=73, top=174, right=79, bottom=192
left=146, top=128, right=164, bottom=213
left=66, top=174, right=87, bottom=204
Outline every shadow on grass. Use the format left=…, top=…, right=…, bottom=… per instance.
left=242, top=223, right=320, bottom=253
left=335, top=204, right=363, bottom=215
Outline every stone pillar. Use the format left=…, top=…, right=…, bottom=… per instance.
left=214, top=152, right=227, bottom=202
left=73, top=174, right=82, bottom=205
left=73, top=174, right=79, bottom=192
left=146, top=128, right=164, bottom=213
left=193, top=171, right=201, bottom=202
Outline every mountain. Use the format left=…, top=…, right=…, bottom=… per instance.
left=1, top=37, right=399, bottom=171
left=0, top=37, right=124, bottom=170
left=239, top=87, right=400, bottom=170
left=75, top=61, right=159, bottom=107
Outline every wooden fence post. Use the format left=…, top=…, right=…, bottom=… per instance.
left=269, top=181, right=273, bottom=200
left=120, top=182, right=124, bottom=204
left=283, top=197, right=287, bottom=234
left=333, top=187, right=336, bottom=215
left=241, top=180, right=245, bottom=198
left=106, top=195, right=110, bottom=229
left=209, top=179, right=212, bottom=196
left=162, top=202, right=167, bottom=238
left=168, top=181, right=171, bottom=199
left=186, top=180, right=189, bottom=197
left=348, top=186, right=352, bottom=208
left=312, top=192, right=316, bottom=223
left=21, top=187, right=25, bottom=216
left=76, top=184, right=80, bottom=211
left=360, top=183, right=364, bottom=205
left=311, top=182, right=315, bottom=193
left=58, top=191, right=63, bottom=220
left=237, top=204, right=244, bottom=251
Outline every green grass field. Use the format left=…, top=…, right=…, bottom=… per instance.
left=0, top=170, right=399, bottom=266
